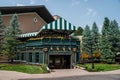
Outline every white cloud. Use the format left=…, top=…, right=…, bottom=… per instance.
left=86, top=8, right=97, bottom=17
left=72, top=0, right=80, bottom=6
left=30, top=0, right=35, bottom=4
left=16, top=3, right=24, bottom=6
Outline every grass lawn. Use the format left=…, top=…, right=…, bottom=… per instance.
left=0, top=63, right=49, bottom=74
left=78, top=63, right=120, bottom=72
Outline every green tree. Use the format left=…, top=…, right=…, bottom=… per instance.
left=82, top=25, right=91, bottom=54
left=100, top=17, right=113, bottom=63
left=119, top=25, right=120, bottom=52
left=108, top=20, right=120, bottom=61
left=0, top=12, right=6, bottom=53
left=74, top=27, right=83, bottom=36
left=91, top=22, right=100, bottom=53
left=2, top=14, right=21, bottom=62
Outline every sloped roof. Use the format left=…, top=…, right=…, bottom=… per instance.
left=19, top=17, right=76, bottom=38
left=0, top=5, right=54, bottom=23
left=41, top=18, right=76, bottom=30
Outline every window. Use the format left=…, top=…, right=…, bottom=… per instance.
left=21, top=53, right=24, bottom=60
left=29, top=53, right=32, bottom=62
left=33, top=17, right=38, bottom=23
left=35, top=52, right=39, bottom=63
left=16, top=53, right=19, bottom=60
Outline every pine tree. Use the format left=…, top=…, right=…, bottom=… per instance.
left=108, top=20, right=120, bottom=61
left=100, top=17, right=113, bottom=62
left=0, top=11, right=6, bottom=53
left=91, top=22, right=100, bottom=53
left=74, top=27, right=83, bottom=36
left=119, top=25, right=120, bottom=52
left=2, top=14, right=21, bottom=62
left=82, top=25, right=91, bottom=54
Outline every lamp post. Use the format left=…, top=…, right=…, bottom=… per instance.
left=73, top=48, right=77, bottom=63
left=89, top=37, right=94, bottom=70
left=43, top=48, right=48, bottom=64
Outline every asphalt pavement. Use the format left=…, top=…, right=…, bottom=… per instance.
left=19, top=74, right=120, bottom=80
left=0, top=69, right=120, bottom=80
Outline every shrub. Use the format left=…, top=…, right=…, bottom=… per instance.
left=41, top=64, right=49, bottom=73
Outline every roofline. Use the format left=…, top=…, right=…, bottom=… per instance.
left=0, top=5, right=54, bottom=23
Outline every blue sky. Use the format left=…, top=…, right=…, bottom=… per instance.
left=0, top=0, right=120, bottom=31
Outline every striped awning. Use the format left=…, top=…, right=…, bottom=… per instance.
left=19, top=32, right=38, bottom=38
left=40, top=18, right=76, bottom=31
left=19, top=17, right=76, bottom=38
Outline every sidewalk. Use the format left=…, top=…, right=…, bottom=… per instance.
left=0, top=69, right=120, bottom=80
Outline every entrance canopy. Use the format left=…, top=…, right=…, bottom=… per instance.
left=41, top=18, right=76, bottom=31
left=19, top=17, right=76, bottom=38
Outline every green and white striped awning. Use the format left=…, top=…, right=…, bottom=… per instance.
left=19, top=32, right=38, bottom=38
left=41, top=18, right=76, bottom=31
left=19, top=17, right=76, bottom=38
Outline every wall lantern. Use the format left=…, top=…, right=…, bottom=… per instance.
left=63, top=47, right=65, bottom=51
left=33, top=47, right=35, bottom=50
left=69, top=47, right=71, bottom=50
left=50, top=47, right=53, bottom=50
left=43, top=48, right=48, bottom=52
left=73, top=48, right=77, bottom=52
left=56, top=46, right=59, bottom=51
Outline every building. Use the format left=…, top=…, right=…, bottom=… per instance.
left=0, top=5, right=80, bottom=69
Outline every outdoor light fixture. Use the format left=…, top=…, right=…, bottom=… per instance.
left=89, top=37, right=94, bottom=70
left=43, top=48, right=48, bottom=52
left=50, top=47, right=53, bottom=50
left=56, top=46, right=59, bottom=50
left=63, top=47, right=65, bottom=51
left=33, top=47, right=35, bottom=50
left=69, top=47, right=71, bottom=50
left=73, top=48, right=77, bottom=52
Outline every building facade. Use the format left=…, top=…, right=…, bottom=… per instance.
left=0, top=6, right=80, bottom=69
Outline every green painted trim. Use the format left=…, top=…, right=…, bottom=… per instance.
left=32, top=52, right=35, bottom=63
left=19, top=53, right=21, bottom=60
left=24, top=53, right=26, bottom=60
left=50, top=22, right=52, bottom=29
left=39, top=52, right=43, bottom=64
left=55, top=20, right=57, bottom=30
left=64, top=20, right=67, bottom=30
left=26, top=52, right=29, bottom=62
left=73, top=26, right=76, bottom=30
left=69, top=23, right=71, bottom=30
left=45, top=25, right=47, bottom=29
left=60, top=18, right=62, bottom=30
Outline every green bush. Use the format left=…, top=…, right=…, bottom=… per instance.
left=0, top=63, right=49, bottom=74
left=41, top=64, right=49, bottom=73
left=79, top=63, right=120, bottom=72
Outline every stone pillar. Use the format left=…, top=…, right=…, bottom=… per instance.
left=26, top=52, right=28, bottom=62
left=43, top=48, right=48, bottom=64
left=32, top=52, right=35, bottom=63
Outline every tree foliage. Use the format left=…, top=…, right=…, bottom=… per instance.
left=100, top=17, right=113, bottom=60
left=108, top=20, right=120, bottom=58
left=100, top=17, right=120, bottom=63
left=0, top=12, right=6, bottom=53
left=2, top=14, right=21, bottom=62
left=82, top=25, right=91, bottom=54
left=91, top=22, right=100, bottom=53
left=74, top=27, right=83, bottom=36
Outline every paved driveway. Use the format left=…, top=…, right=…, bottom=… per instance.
left=0, top=69, right=120, bottom=80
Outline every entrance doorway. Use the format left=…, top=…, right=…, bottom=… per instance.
left=49, top=55, right=71, bottom=69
